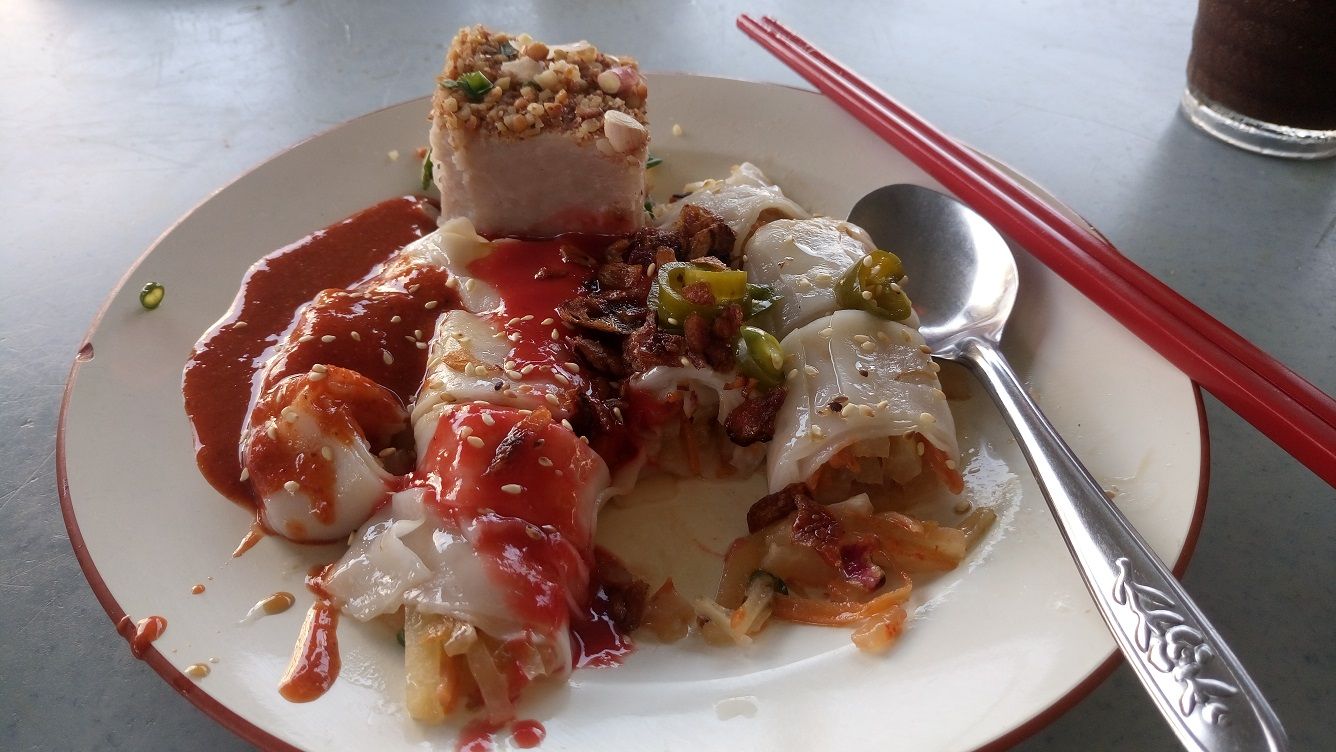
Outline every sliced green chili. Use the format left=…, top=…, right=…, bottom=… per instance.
left=735, top=325, right=784, bottom=388
left=836, top=250, right=912, bottom=321
left=139, top=282, right=165, bottom=310
left=441, top=71, right=493, bottom=101
left=651, top=262, right=747, bottom=328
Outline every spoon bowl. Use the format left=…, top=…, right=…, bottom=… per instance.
left=848, top=184, right=1017, bottom=358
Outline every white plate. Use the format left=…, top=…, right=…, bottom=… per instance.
left=59, top=74, right=1206, bottom=752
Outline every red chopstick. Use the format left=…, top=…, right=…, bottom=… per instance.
left=738, top=14, right=1336, bottom=487
left=752, top=15, right=1336, bottom=433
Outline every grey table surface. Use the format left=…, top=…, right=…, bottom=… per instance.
left=2, top=1, right=1332, bottom=750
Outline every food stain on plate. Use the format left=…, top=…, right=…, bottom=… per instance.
left=714, top=696, right=759, bottom=720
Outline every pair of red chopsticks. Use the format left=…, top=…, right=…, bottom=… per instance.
left=738, top=14, right=1336, bottom=487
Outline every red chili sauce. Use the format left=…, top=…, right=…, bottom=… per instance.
left=183, top=196, right=441, bottom=508
left=278, top=600, right=341, bottom=703
left=119, top=615, right=168, bottom=659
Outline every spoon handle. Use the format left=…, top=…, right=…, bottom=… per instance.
left=960, top=338, right=1287, bottom=752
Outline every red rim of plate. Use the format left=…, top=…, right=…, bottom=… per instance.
left=55, top=83, right=1213, bottom=752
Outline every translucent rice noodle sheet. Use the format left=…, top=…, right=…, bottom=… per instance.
left=656, top=162, right=809, bottom=255
left=324, top=403, right=610, bottom=677
left=400, top=217, right=499, bottom=312
left=744, top=217, right=918, bottom=337
left=242, top=366, right=402, bottom=542
left=627, top=365, right=764, bottom=477
left=769, top=310, right=958, bottom=497
left=410, top=309, right=580, bottom=438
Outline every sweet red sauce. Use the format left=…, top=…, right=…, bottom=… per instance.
left=278, top=600, right=340, bottom=703
left=569, top=579, right=636, bottom=668
left=183, top=196, right=439, bottom=507
left=417, top=405, right=602, bottom=633
left=510, top=720, right=547, bottom=748
left=126, top=615, right=167, bottom=659
left=457, top=717, right=505, bottom=752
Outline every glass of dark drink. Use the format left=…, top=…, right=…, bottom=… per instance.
left=1183, top=0, right=1336, bottom=159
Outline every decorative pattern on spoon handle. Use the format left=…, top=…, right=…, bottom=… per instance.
left=1111, top=557, right=1240, bottom=726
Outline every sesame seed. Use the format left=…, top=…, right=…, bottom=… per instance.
left=919, top=345, right=932, bottom=354
left=282, top=406, right=298, bottom=422
left=382, top=349, right=394, bottom=365
left=549, top=329, right=560, bottom=341
left=862, top=255, right=875, bottom=267
left=318, top=334, right=335, bottom=343
left=541, top=317, right=555, bottom=326
left=502, top=388, right=519, bottom=398
left=561, top=419, right=574, bottom=431
left=859, top=341, right=877, bottom=352
left=321, top=446, right=333, bottom=461
left=445, top=276, right=459, bottom=289
left=564, top=361, right=580, bottom=372
left=877, top=400, right=889, bottom=409
left=554, top=469, right=564, bottom=477
left=234, top=320, right=248, bottom=328
left=504, top=360, right=516, bottom=370
left=544, top=393, right=560, bottom=406
left=266, top=425, right=277, bottom=440
left=505, top=369, right=523, bottom=380
left=481, top=413, right=496, bottom=426
left=666, top=317, right=679, bottom=326
left=500, top=484, right=523, bottom=495
left=424, top=300, right=439, bottom=310
left=415, top=329, right=424, bottom=339
left=916, top=442, right=925, bottom=456
left=853, top=334, right=871, bottom=344
left=405, top=335, right=418, bottom=344
left=508, top=333, right=522, bottom=342
left=349, top=331, right=361, bottom=341
left=930, top=362, right=941, bottom=373
left=889, top=282, right=903, bottom=293
left=474, top=365, right=489, bottom=377
left=819, top=327, right=833, bottom=338
left=416, top=342, right=427, bottom=349
left=525, top=525, right=543, bottom=540
left=407, top=284, right=420, bottom=293
left=787, top=368, right=799, bottom=380
left=507, top=317, right=520, bottom=327
left=459, top=426, right=473, bottom=438
left=239, top=468, right=250, bottom=482
left=298, top=335, right=315, bottom=343
left=945, top=459, right=958, bottom=470
left=679, top=356, right=692, bottom=367
left=378, top=447, right=396, bottom=457
left=391, top=315, right=402, bottom=324
left=672, top=123, right=683, bottom=136
left=646, top=263, right=657, bottom=277
left=307, top=370, right=326, bottom=381
left=521, top=315, right=534, bottom=322
left=932, top=388, right=946, bottom=400
left=556, top=373, right=572, bottom=385
left=283, top=480, right=301, bottom=493
left=466, top=436, right=485, bottom=448
left=920, top=412, right=936, bottom=424
left=804, top=365, right=819, bottom=376
left=579, top=435, right=589, bottom=444
left=861, top=290, right=874, bottom=300
left=613, top=406, right=624, bottom=422
left=311, top=363, right=328, bottom=373
left=538, top=456, right=554, bottom=467
left=840, top=403, right=856, bottom=418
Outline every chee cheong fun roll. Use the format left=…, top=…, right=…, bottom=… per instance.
left=743, top=217, right=916, bottom=338
left=769, top=309, right=962, bottom=502
left=323, top=403, right=610, bottom=722
left=656, top=163, right=809, bottom=256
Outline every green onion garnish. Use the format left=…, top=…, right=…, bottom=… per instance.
left=139, top=282, right=165, bottom=310
left=646, top=154, right=663, bottom=169
left=420, top=147, right=434, bottom=191
left=498, top=40, right=517, bottom=58
left=442, top=71, right=494, bottom=101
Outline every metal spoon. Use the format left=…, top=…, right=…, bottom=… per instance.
left=849, top=184, right=1287, bottom=752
